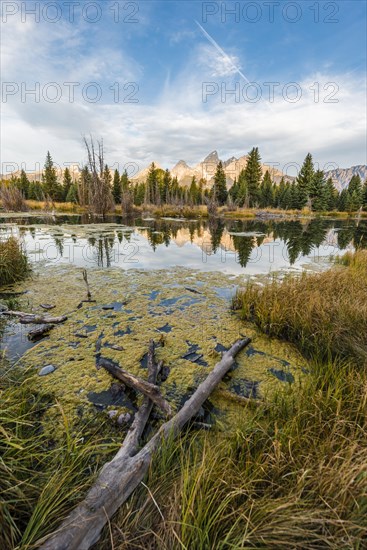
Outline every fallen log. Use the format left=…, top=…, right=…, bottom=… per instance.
left=27, top=324, right=55, bottom=341
left=37, top=337, right=251, bottom=550
left=98, top=356, right=171, bottom=416
left=2, top=311, right=67, bottom=324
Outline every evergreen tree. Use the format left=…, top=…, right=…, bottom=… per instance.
left=212, top=161, right=228, bottom=205
left=244, top=147, right=262, bottom=207
left=18, top=169, right=30, bottom=199
left=237, top=169, right=249, bottom=207
left=324, top=177, right=338, bottom=211
left=198, top=178, right=205, bottom=205
left=363, top=179, right=367, bottom=210
left=62, top=168, right=73, bottom=202
left=259, top=170, right=274, bottom=207
left=310, top=170, right=327, bottom=211
left=347, top=175, right=363, bottom=210
left=112, top=169, right=121, bottom=204
left=146, top=163, right=160, bottom=204
left=66, top=183, right=78, bottom=203
left=296, top=153, right=314, bottom=208
left=162, top=169, right=172, bottom=203
left=78, top=166, right=92, bottom=206
left=103, top=165, right=112, bottom=190
left=28, top=180, right=43, bottom=201
left=42, top=151, right=62, bottom=201
left=133, top=182, right=145, bottom=206
left=120, top=170, right=130, bottom=192
left=189, top=176, right=199, bottom=205
left=229, top=178, right=239, bottom=203
left=289, top=182, right=299, bottom=209
left=338, top=189, right=348, bottom=211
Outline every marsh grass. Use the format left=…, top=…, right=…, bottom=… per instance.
left=0, top=364, right=120, bottom=549
left=232, top=249, right=367, bottom=364
left=97, top=358, right=367, bottom=549
left=0, top=237, right=30, bottom=286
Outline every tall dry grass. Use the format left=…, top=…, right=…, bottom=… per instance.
left=0, top=186, right=28, bottom=212
left=0, top=237, right=30, bottom=286
left=233, top=249, right=367, bottom=364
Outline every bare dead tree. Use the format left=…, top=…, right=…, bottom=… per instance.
left=83, top=136, right=114, bottom=216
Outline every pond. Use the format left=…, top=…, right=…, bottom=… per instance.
left=1, top=214, right=366, bottom=275
left=0, top=214, right=366, bottom=434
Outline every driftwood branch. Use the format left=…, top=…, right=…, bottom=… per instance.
left=2, top=311, right=67, bottom=324
left=82, top=269, right=92, bottom=300
left=27, top=324, right=55, bottom=341
left=98, top=356, right=171, bottom=416
left=37, top=337, right=251, bottom=550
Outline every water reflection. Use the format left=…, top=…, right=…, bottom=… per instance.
left=0, top=215, right=366, bottom=273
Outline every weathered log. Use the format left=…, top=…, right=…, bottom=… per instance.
left=27, top=324, right=55, bottom=341
left=40, top=304, right=55, bottom=310
left=98, top=356, right=172, bottom=416
left=3, top=311, right=67, bottom=324
left=37, top=337, right=251, bottom=550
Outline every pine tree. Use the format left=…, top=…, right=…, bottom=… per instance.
left=237, top=169, right=248, bottom=207
left=212, top=161, right=227, bottom=205
left=229, top=178, right=238, bottom=203
left=133, top=182, right=145, bottom=206
left=162, top=169, right=172, bottom=204
left=66, top=183, right=78, bottom=203
left=189, top=176, right=199, bottom=205
left=244, top=147, right=262, bottom=207
left=112, top=169, right=121, bottom=204
left=18, top=169, right=30, bottom=199
left=310, top=170, right=327, bottom=211
left=289, top=182, right=299, bottom=209
left=146, top=163, right=160, bottom=204
left=42, top=151, right=62, bottom=201
left=347, top=175, right=363, bottom=210
left=103, top=165, right=112, bottom=190
left=28, top=180, right=43, bottom=201
left=296, top=153, right=314, bottom=208
left=63, top=168, right=73, bottom=202
left=363, top=179, right=367, bottom=210
left=78, top=166, right=92, bottom=206
left=324, top=177, right=338, bottom=211
left=259, top=170, right=274, bottom=207
left=338, top=189, right=348, bottom=211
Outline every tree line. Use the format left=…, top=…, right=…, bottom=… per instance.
left=3, top=146, right=367, bottom=214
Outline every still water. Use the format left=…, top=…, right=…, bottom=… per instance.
left=1, top=214, right=366, bottom=276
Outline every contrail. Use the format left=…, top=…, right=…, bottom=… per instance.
left=195, top=20, right=273, bottom=110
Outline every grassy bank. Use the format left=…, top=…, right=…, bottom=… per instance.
left=0, top=237, right=30, bottom=286
left=0, top=363, right=120, bottom=550
left=233, top=249, right=367, bottom=364
left=2, top=200, right=365, bottom=220
left=1, top=252, right=367, bottom=548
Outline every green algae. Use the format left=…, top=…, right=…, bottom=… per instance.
left=9, top=264, right=308, bottom=439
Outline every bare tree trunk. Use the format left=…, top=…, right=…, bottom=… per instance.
left=37, top=337, right=251, bottom=550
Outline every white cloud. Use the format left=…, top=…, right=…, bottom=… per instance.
left=1, top=17, right=366, bottom=176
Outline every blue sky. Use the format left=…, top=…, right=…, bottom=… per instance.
left=1, top=0, right=366, bottom=175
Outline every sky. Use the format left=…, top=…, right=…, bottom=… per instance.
left=1, top=0, right=366, bottom=177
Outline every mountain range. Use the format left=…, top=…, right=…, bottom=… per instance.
left=5, top=152, right=367, bottom=191
left=131, top=151, right=367, bottom=191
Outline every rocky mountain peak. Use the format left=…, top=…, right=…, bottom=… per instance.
left=203, top=150, right=220, bottom=164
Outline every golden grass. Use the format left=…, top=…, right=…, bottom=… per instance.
left=233, top=250, right=367, bottom=364
left=0, top=237, right=30, bottom=286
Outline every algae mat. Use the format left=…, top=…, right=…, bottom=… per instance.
left=11, top=265, right=307, bottom=435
